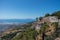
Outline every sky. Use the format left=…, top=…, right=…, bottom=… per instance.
left=0, top=0, right=60, bottom=19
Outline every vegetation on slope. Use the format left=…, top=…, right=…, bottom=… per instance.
left=1, top=11, right=60, bottom=40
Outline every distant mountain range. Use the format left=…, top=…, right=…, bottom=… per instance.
left=0, top=19, right=35, bottom=24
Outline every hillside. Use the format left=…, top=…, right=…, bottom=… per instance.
left=0, top=11, right=60, bottom=40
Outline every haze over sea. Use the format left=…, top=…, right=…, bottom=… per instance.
left=0, top=19, right=34, bottom=24
left=0, top=19, right=35, bottom=32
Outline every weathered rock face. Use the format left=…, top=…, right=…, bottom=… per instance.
left=35, top=21, right=59, bottom=40
left=55, top=37, right=60, bottom=40
left=45, top=26, right=55, bottom=36
left=36, top=34, right=42, bottom=40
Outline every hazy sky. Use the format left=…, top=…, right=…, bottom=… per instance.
left=0, top=0, right=60, bottom=19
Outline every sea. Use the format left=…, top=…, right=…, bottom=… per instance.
left=0, top=19, right=35, bottom=32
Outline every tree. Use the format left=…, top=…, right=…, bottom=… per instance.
left=39, top=17, right=43, bottom=20
left=51, top=11, right=60, bottom=19
left=45, top=13, right=50, bottom=17
left=36, top=17, right=38, bottom=21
